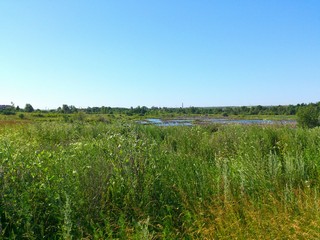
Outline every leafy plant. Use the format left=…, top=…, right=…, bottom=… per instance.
left=297, top=104, right=319, bottom=128
left=1, top=122, right=320, bottom=238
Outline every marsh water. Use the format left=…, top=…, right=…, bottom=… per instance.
left=138, top=118, right=296, bottom=126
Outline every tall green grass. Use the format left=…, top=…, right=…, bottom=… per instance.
left=0, top=122, right=320, bottom=239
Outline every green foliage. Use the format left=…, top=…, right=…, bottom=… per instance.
left=23, top=101, right=318, bottom=117
left=297, top=104, right=319, bottom=128
left=0, top=105, right=16, bottom=115
left=62, top=104, right=71, bottom=114
left=72, top=112, right=86, bottom=122
left=1, top=123, right=320, bottom=238
left=24, top=104, right=34, bottom=113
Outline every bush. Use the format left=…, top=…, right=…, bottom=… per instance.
left=296, top=105, right=319, bottom=128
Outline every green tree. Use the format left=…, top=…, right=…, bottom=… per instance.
left=24, top=103, right=34, bottom=112
left=62, top=104, right=71, bottom=114
left=296, top=105, right=319, bottom=128
left=0, top=105, right=15, bottom=115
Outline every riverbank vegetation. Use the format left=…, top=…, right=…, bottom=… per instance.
left=2, top=101, right=320, bottom=119
left=1, top=121, right=320, bottom=239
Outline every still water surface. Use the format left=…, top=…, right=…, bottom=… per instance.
left=139, top=118, right=296, bottom=126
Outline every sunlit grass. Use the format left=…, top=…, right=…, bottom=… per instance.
left=0, top=122, right=319, bottom=238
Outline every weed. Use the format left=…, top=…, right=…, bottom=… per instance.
left=0, top=122, right=320, bottom=238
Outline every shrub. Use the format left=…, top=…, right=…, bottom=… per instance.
left=296, top=105, right=319, bottom=128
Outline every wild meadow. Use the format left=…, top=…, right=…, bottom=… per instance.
left=1, top=120, right=320, bottom=239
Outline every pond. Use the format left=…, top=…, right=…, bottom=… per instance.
left=138, top=118, right=193, bottom=126
left=137, top=118, right=296, bottom=127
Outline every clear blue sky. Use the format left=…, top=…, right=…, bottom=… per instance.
left=1, top=1, right=319, bottom=109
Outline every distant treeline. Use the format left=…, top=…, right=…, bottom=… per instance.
left=1, top=102, right=320, bottom=116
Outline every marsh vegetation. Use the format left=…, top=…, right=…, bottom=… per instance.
left=1, top=119, right=320, bottom=239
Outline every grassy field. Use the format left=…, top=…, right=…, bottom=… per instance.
left=0, top=119, right=320, bottom=239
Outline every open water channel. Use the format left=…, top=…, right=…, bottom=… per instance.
left=138, top=118, right=296, bottom=127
